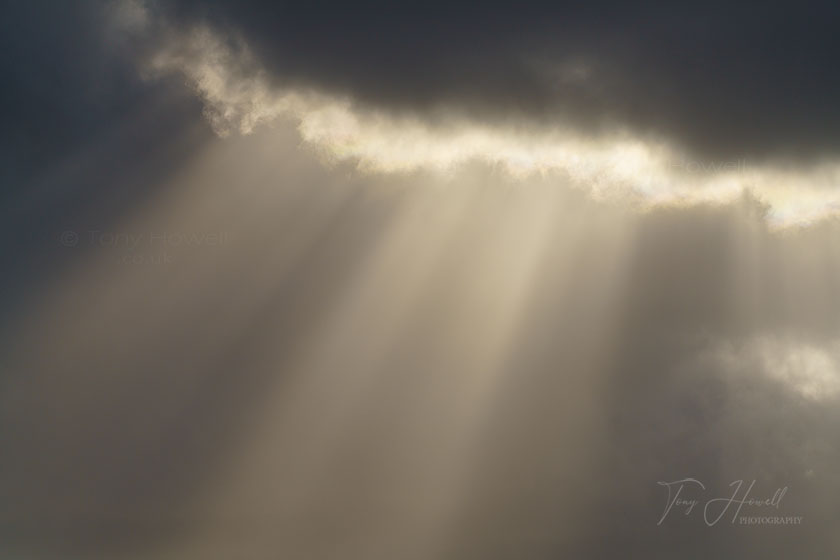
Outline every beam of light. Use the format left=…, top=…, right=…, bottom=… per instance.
left=137, top=176, right=640, bottom=559
left=113, top=0, right=840, bottom=229
left=6, top=111, right=638, bottom=557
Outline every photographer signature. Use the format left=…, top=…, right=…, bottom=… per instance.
left=657, top=478, right=788, bottom=526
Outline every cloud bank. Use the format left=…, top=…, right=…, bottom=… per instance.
left=116, top=0, right=840, bottom=228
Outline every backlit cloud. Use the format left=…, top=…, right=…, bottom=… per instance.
left=117, top=1, right=840, bottom=228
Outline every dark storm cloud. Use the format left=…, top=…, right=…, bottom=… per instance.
left=1, top=1, right=160, bottom=189
left=160, top=0, right=840, bottom=162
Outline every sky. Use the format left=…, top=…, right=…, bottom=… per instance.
left=1, top=1, right=840, bottom=558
